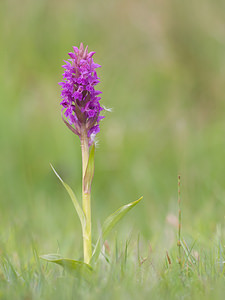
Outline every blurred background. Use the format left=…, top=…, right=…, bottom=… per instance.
left=1, top=0, right=225, bottom=258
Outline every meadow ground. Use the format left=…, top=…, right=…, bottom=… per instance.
left=1, top=0, right=225, bottom=299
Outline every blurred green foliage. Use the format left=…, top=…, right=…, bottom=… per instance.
left=1, top=0, right=225, bottom=264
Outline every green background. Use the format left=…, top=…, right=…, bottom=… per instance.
left=1, top=0, right=225, bottom=298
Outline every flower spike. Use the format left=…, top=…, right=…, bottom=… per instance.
left=59, top=43, right=103, bottom=145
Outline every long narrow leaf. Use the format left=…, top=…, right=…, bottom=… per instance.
left=50, top=164, right=85, bottom=230
left=90, top=196, right=143, bottom=265
left=83, top=144, right=95, bottom=193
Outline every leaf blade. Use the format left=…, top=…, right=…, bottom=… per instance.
left=83, top=144, right=95, bottom=193
left=50, top=164, right=85, bottom=230
left=40, top=254, right=93, bottom=278
left=91, top=196, right=143, bottom=265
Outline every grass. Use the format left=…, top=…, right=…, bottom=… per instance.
left=1, top=223, right=225, bottom=300
left=1, top=175, right=225, bottom=300
left=1, top=0, right=225, bottom=298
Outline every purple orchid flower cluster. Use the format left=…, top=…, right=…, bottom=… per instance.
left=59, top=43, right=104, bottom=145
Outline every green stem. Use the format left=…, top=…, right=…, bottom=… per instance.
left=81, top=125, right=92, bottom=264
left=177, top=175, right=181, bottom=266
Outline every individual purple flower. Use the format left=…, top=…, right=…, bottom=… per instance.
left=59, top=43, right=104, bottom=145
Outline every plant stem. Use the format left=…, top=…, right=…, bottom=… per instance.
left=177, top=174, right=181, bottom=266
left=80, top=125, right=92, bottom=264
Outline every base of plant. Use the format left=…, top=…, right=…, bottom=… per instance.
left=41, top=191, right=142, bottom=276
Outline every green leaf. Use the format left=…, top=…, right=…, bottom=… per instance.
left=90, top=196, right=143, bottom=265
left=40, top=254, right=93, bottom=278
left=50, top=164, right=85, bottom=231
left=83, top=144, right=95, bottom=193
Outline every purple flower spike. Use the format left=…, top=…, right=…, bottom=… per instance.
left=59, top=43, right=104, bottom=145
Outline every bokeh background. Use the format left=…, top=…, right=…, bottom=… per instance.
left=1, top=0, right=225, bottom=258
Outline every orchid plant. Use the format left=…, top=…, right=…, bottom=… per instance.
left=41, top=43, right=142, bottom=274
